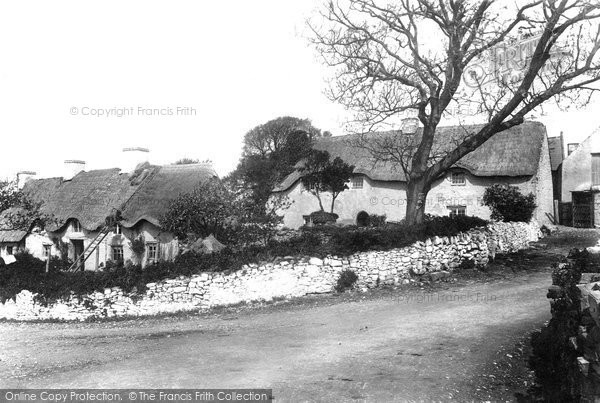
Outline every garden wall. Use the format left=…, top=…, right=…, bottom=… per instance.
left=0, top=221, right=539, bottom=321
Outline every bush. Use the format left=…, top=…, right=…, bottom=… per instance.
left=368, top=214, right=386, bottom=227
left=482, top=184, right=536, bottom=222
left=309, top=210, right=338, bottom=225
left=334, top=269, right=358, bottom=293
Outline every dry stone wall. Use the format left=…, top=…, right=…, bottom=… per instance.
left=0, top=221, right=539, bottom=321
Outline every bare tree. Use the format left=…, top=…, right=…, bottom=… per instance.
left=310, top=0, right=600, bottom=224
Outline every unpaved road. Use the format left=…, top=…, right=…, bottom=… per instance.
left=1, top=228, right=598, bottom=402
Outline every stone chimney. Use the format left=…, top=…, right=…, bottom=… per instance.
left=122, top=147, right=150, bottom=173
left=16, top=171, right=36, bottom=189
left=401, top=117, right=419, bottom=134
left=63, top=160, right=85, bottom=181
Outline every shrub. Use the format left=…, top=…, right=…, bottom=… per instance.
left=309, top=211, right=338, bottom=225
left=482, top=184, right=536, bottom=222
left=368, top=214, right=387, bottom=227
left=334, top=269, right=358, bottom=293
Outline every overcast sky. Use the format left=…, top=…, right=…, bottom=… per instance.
left=1, top=1, right=599, bottom=181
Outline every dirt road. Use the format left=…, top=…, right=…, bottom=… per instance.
left=1, top=228, right=597, bottom=401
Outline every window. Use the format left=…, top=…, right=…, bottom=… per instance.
left=448, top=206, right=466, bottom=218
left=593, top=154, right=600, bottom=186
left=451, top=172, right=466, bottom=185
left=146, top=243, right=158, bottom=261
left=6, top=246, right=13, bottom=255
left=72, top=219, right=82, bottom=232
left=114, top=224, right=122, bottom=235
left=351, top=176, right=364, bottom=189
left=112, top=246, right=124, bottom=262
left=42, top=245, right=51, bottom=258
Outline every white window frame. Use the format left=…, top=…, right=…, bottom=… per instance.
left=351, top=176, right=364, bottom=189
left=451, top=172, right=466, bottom=186
left=448, top=206, right=467, bottom=218
left=114, top=224, right=122, bottom=235
left=42, top=245, right=51, bottom=258
left=72, top=219, right=82, bottom=232
left=112, top=245, right=124, bottom=261
left=146, top=242, right=158, bottom=261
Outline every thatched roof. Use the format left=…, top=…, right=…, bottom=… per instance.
left=23, top=169, right=137, bottom=232
left=0, top=207, right=30, bottom=243
left=119, top=164, right=217, bottom=228
left=22, top=164, right=217, bottom=231
left=275, top=121, right=547, bottom=191
left=548, top=136, right=564, bottom=171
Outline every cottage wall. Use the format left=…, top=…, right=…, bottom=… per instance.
left=533, top=133, right=555, bottom=224
left=33, top=220, right=180, bottom=270
left=562, top=128, right=600, bottom=203
left=24, top=233, right=51, bottom=260
left=0, top=242, right=22, bottom=260
left=277, top=171, right=548, bottom=229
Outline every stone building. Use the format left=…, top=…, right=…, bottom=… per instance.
left=19, top=159, right=217, bottom=270
left=561, top=127, right=600, bottom=227
left=274, top=121, right=554, bottom=228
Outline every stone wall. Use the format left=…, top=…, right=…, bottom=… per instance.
left=0, top=221, right=539, bottom=322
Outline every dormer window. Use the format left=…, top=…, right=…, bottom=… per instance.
left=72, top=219, right=82, bottom=232
left=351, top=176, right=364, bottom=189
left=451, top=172, right=466, bottom=186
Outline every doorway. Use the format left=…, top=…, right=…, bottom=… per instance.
left=356, top=211, right=370, bottom=227
left=72, top=240, right=85, bottom=271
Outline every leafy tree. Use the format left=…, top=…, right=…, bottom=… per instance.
left=161, top=178, right=234, bottom=241
left=482, top=184, right=536, bottom=222
left=0, top=180, right=53, bottom=231
left=0, top=180, right=21, bottom=213
left=300, top=150, right=355, bottom=213
left=228, top=116, right=323, bottom=212
left=310, top=0, right=600, bottom=224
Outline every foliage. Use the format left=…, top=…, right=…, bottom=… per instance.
left=227, top=116, right=323, bottom=211
left=225, top=183, right=289, bottom=248
left=0, top=215, right=488, bottom=302
left=482, top=184, right=536, bottom=222
left=300, top=149, right=354, bottom=213
left=334, top=269, right=358, bottom=293
left=527, top=250, right=600, bottom=401
left=310, top=0, right=600, bottom=224
left=0, top=180, right=55, bottom=231
left=308, top=211, right=339, bottom=225
left=161, top=178, right=235, bottom=242
left=130, top=235, right=146, bottom=259
left=0, top=180, right=21, bottom=213
left=368, top=214, right=386, bottom=227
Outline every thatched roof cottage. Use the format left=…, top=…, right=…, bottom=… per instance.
left=20, top=162, right=217, bottom=270
left=274, top=121, right=553, bottom=228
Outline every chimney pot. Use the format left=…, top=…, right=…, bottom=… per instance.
left=16, top=171, right=37, bottom=189
left=122, top=147, right=150, bottom=173
left=63, top=160, right=85, bottom=180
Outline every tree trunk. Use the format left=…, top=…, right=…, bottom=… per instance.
left=314, top=191, right=325, bottom=212
left=405, top=179, right=431, bottom=225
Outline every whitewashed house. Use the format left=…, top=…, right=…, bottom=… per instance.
left=273, top=121, right=554, bottom=228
